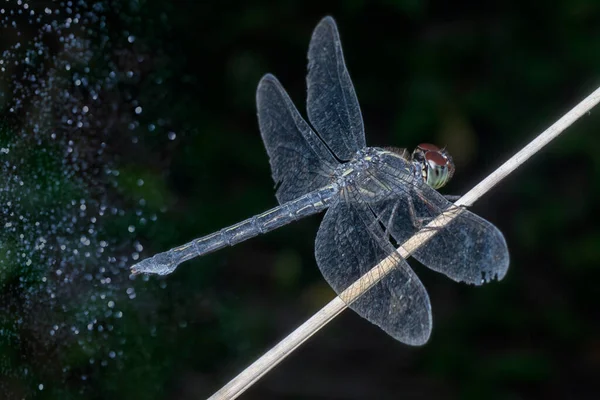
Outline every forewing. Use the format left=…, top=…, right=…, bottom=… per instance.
left=368, top=162, right=509, bottom=285
left=315, top=188, right=431, bottom=345
left=306, top=16, right=366, bottom=161
left=257, top=74, right=338, bottom=204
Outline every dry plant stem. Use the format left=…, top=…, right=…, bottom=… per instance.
left=208, top=85, right=600, bottom=400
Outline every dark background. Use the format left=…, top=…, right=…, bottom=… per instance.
left=2, top=0, right=600, bottom=399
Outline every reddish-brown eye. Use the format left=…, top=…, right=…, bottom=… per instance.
left=425, top=150, right=447, bottom=167
left=423, top=149, right=452, bottom=189
left=410, top=143, right=455, bottom=189
left=417, top=143, right=440, bottom=152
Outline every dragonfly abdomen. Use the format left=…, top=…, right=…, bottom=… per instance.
left=130, top=185, right=338, bottom=276
left=215, top=184, right=339, bottom=249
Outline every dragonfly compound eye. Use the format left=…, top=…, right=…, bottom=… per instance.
left=411, top=144, right=455, bottom=189
left=424, top=150, right=452, bottom=189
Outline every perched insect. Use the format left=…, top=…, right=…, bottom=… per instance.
left=132, top=16, right=509, bottom=345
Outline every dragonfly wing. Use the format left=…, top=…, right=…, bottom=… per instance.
left=315, top=187, right=431, bottom=345
left=257, top=74, right=338, bottom=204
left=368, top=162, right=509, bottom=285
left=306, top=17, right=366, bottom=161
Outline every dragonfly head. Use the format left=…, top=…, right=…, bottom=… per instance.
left=412, top=143, right=455, bottom=189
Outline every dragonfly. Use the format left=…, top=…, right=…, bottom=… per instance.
left=131, top=16, right=509, bottom=345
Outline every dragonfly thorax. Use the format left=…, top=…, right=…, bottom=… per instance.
left=334, top=147, right=385, bottom=184
left=334, top=145, right=455, bottom=194
left=331, top=147, right=417, bottom=201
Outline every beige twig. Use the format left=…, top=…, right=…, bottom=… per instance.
left=208, top=85, right=600, bottom=400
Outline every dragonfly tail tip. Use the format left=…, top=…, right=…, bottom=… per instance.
left=130, top=251, right=180, bottom=276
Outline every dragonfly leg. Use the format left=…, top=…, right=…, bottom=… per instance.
left=444, top=194, right=462, bottom=202
left=411, top=191, right=469, bottom=234
left=407, top=195, right=428, bottom=230
left=407, top=193, right=449, bottom=233
left=383, top=200, right=400, bottom=240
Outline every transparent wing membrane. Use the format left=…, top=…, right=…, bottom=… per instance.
left=257, top=74, right=338, bottom=204
left=366, top=159, right=509, bottom=285
left=315, top=188, right=432, bottom=345
left=307, top=17, right=366, bottom=160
